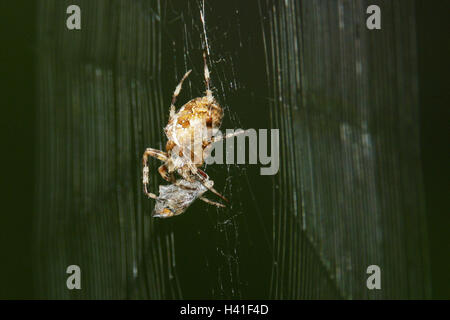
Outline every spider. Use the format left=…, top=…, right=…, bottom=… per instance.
left=143, top=52, right=243, bottom=218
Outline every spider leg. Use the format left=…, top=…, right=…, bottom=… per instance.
left=205, top=183, right=228, bottom=203
left=199, top=197, right=225, bottom=208
left=158, top=164, right=175, bottom=182
left=184, top=163, right=228, bottom=202
left=170, top=69, right=192, bottom=117
left=142, top=148, right=168, bottom=199
left=211, top=129, right=249, bottom=143
left=203, top=51, right=213, bottom=101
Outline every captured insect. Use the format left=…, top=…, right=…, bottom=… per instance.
left=142, top=52, right=244, bottom=218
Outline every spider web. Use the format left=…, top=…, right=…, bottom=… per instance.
left=33, top=0, right=432, bottom=300
left=146, top=0, right=273, bottom=299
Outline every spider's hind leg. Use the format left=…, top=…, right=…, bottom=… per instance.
left=185, top=164, right=228, bottom=203
left=143, top=148, right=168, bottom=199
left=200, top=197, right=225, bottom=208
left=202, top=179, right=228, bottom=203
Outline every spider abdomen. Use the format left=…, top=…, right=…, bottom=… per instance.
left=164, top=96, right=223, bottom=168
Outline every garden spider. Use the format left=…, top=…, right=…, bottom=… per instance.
left=143, top=52, right=244, bottom=218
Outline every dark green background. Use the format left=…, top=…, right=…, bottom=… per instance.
left=0, top=0, right=448, bottom=299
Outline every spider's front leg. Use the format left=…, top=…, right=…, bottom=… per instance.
left=203, top=51, right=213, bottom=101
left=143, top=148, right=168, bottom=199
left=170, top=69, right=192, bottom=119
left=211, top=129, right=249, bottom=143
